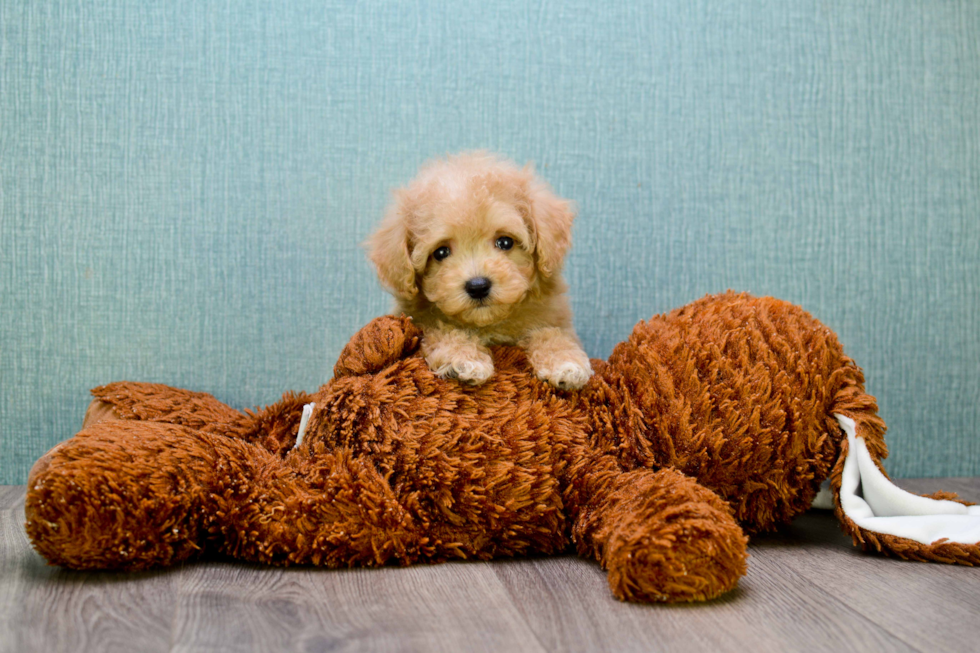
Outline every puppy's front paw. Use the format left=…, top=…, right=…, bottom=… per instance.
left=524, top=327, right=594, bottom=390
left=427, top=350, right=495, bottom=385
left=534, top=352, right=593, bottom=391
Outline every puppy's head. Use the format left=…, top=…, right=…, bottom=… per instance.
left=366, top=152, right=575, bottom=328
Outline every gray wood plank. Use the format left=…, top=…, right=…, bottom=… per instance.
left=11, top=566, right=177, bottom=653
left=1, top=500, right=178, bottom=653
left=727, top=549, right=916, bottom=653
left=171, top=560, right=548, bottom=653
left=493, top=553, right=914, bottom=653
left=754, top=511, right=980, bottom=653
left=0, top=486, right=25, bottom=510
left=0, top=504, right=36, bottom=653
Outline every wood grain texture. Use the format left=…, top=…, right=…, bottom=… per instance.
left=4, top=480, right=980, bottom=652
left=0, top=486, right=24, bottom=511
left=170, top=562, right=546, bottom=653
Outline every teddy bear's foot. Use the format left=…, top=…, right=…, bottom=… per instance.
left=26, top=412, right=448, bottom=571
left=575, top=467, right=748, bottom=603
left=26, top=421, right=222, bottom=570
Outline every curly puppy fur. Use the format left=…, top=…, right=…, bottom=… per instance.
left=366, top=151, right=592, bottom=390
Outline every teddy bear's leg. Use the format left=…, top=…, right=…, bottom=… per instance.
left=25, top=420, right=233, bottom=570
left=27, top=417, right=440, bottom=570
left=212, top=447, right=439, bottom=567
left=570, top=461, right=748, bottom=603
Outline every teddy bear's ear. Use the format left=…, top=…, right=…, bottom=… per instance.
left=522, top=164, right=576, bottom=277
left=365, top=191, right=418, bottom=299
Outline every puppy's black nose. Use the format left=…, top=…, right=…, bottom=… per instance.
left=464, top=276, right=492, bottom=300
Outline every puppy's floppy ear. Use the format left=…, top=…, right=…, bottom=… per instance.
left=523, top=165, right=576, bottom=277
left=366, top=192, right=418, bottom=299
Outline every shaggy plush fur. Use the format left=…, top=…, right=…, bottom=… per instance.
left=366, top=152, right=592, bottom=390
left=24, top=292, right=972, bottom=603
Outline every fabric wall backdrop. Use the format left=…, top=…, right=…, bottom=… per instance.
left=1, top=1, right=978, bottom=483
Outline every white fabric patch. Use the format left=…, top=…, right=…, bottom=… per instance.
left=294, top=403, right=315, bottom=449
left=835, top=414, right=980, bottom=544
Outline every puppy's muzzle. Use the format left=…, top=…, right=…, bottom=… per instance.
left=464, top=276, right=492, bottom=300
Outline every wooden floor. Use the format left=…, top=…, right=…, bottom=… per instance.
left=2, top=479, right=980, bottom=653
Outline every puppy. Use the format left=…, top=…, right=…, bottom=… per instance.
left=366, top=152, right=593, bottom=390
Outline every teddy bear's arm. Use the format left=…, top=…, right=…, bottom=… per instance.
left=332, top=315, right=422, bottom=378
left=86, top=381, right=319, bottom=455
left=90, top=382, right=255, bottom=436
left=568, top=457, right=748, bottom=603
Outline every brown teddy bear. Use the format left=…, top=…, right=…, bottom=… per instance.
left=24, top=292, right=980, bottom=603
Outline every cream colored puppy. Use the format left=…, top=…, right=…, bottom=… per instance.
left=366, top=152, right=592, bottom=390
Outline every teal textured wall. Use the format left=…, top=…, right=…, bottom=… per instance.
left=1, top=1, right=978, bottom=483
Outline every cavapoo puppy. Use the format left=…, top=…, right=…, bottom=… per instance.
left=366, top=151, right=592, bottom=390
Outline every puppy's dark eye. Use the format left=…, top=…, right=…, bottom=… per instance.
left=433, top=246, right=451, bottom=262
left=495, top=236, right=514, bottom=251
